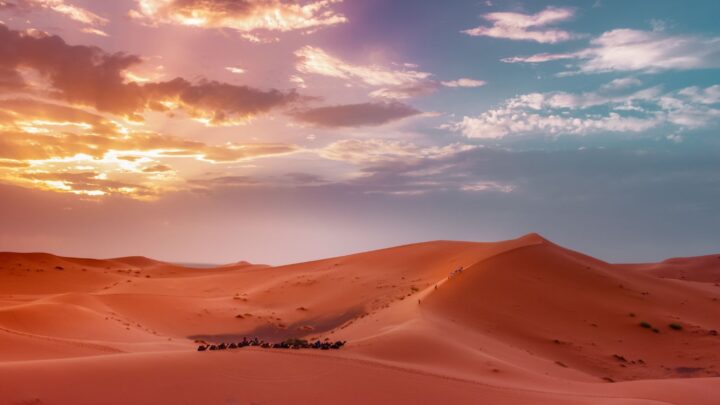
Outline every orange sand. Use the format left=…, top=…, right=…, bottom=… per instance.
left=1, top=234, right=718, bottom=404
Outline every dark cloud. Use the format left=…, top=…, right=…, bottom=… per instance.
left=293, top=102, right=421, bottom=127
left=0, top=25, right=298, bottom=123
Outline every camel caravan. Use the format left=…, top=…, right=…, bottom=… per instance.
left=197, top=337, right=346, bottom=352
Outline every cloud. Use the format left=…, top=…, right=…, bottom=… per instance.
left=314, top=140, right=514, bottom=196
left=18, top=171, right=148, bottom=197
left=501, top=52, right=575, bottom=63
left=1, top=0, right=108, bottom=26
left=295, top=46, right=485, bottom=99
left=0, top=98, right=300, bottom=198
left=441, top=78, right=486, bottom=88
left=454, top=111, right=660, bottom=139
left=503, top=29, right=720, bottom=74
left=0, top=25, right=298, bottom=124
left=225, top=66, right=245, bottom=74
left=144, top=78, right=299, bottom=125
left=506, top=85, right=663, bottom=110
left=461, top=181, right=515, bottom=193
left=600, top=77, right=642, bottom=91
left=293, top=102, right=420, bottom=127
left=449, top=84, right=720, bottom=139
left=463, top=7, right=576, bottom=43
left=295, top=46, right=432, bottom=87
left=317, top=139, right=475, bottom=165
left=80, top=27, right=109, bottom=37
left=130, top=0, right=346, bottom=39
left=677, top=85, right=720, bottom=104
left=142, top=164, right=173, bottom=172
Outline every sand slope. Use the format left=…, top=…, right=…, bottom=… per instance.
left=1, top=235, right=719, bottom=404
left=620, top=254, right=720, bottom=283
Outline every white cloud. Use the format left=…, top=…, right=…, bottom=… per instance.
left=461, top=180, right=515, bottom=193
left=463, top=7, right=576, bottom=44
left=317, top=139, right=475, bottom=164
left=503, top=29, right=720, bottom=74
left=449, top=84, right=720, bottom=139
left=295, top=46, right=432, bottom=87
left=501, top=52, right=575, bottom=63
left=225, top=66, right=245, bottom=74
left=80, top=27, right=109, bottom=36
left=441, top=78, right=486, bottom=88
left=289, top=75, right=307, bottom=88
left=454, top=110, right=660, bottom=139
left=295, top=46, right=486, bottom=99
left=677, top=85, right=720, bottom=104
left=2, top=0, right=107, bottom=29
left=601, top=77, right=642, bottom=91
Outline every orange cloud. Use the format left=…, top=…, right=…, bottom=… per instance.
left=1, top=0, right=108, bottom=27
left=0, top=98, right=300, bottom=198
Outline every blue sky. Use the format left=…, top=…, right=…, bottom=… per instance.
left=0, top=0, right=718, bottom=264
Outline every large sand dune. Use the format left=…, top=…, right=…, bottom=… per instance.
left=1, top=234, right=719, bottom=404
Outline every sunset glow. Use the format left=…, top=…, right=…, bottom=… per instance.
left=0, top=0, right=719, bottom=265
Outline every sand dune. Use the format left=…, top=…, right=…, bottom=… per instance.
left=1, top=234, right=719, bottom=404
left=620, top=254, right=720, bottom=283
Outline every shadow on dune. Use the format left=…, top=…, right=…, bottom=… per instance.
left=187, top=306, right=364, bottom=343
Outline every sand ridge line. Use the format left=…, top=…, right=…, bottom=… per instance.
left=0, top=325, right=124, bottom=355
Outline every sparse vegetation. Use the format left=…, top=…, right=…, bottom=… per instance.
left=639, top=321, right=652, bottom=329
left=669, top=323, right=683, bottom=331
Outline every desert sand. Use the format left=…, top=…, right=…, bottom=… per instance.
left=0, top=234, right=719, bottom=404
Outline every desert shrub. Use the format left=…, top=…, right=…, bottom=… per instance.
left=669, top=323, right=683, bottom=331
left=639, top=321, right=652, bottom=329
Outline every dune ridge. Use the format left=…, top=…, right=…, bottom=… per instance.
left=1, top=234, right=719, bottom=404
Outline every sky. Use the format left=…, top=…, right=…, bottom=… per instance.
left=0, top=0, right=719, bottom=265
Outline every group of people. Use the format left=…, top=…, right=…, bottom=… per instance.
left=197, top=337, right=346, bottom=352
left=448, top=266, right=464, bottom=278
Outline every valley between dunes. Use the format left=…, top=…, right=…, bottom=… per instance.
left=1, top=233, right=719, bottom=404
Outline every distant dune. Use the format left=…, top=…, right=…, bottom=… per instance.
left=1, top=234, right=719, bottom=404
left=619, top=254, right=720, bottom=283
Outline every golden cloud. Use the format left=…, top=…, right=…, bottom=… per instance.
left=0, top=98, right=300, bottom=198
left=130, top=0, right=346, bottom=39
